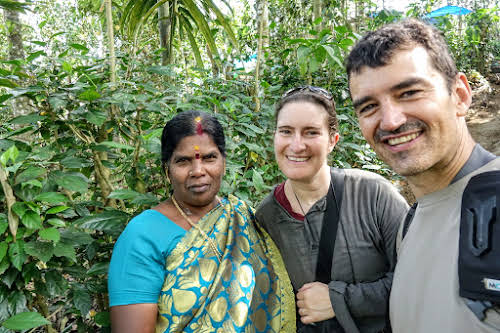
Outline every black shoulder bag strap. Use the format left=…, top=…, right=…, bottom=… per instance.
left=316, top=168, right=345, bottom=283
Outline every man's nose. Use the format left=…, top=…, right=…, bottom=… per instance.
left=379, top=100, right=407, bottom=132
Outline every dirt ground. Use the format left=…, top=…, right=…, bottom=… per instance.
left=467, top=80, right=500, bottom=155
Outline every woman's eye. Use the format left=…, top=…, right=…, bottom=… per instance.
left=175, top=158, right=188, bottom=164
left=203, top=154, right=217, bottom=161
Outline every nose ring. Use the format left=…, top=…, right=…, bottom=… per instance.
left=189, top=171, right=193, bottom=176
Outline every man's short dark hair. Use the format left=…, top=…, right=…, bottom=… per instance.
left=346, top=19, right=458, bottom=92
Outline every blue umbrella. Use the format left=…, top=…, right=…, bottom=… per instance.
left=425, top=5, right=472, bottom=18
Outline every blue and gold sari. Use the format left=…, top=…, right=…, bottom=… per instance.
left=156, top=195, right=295, bottom=332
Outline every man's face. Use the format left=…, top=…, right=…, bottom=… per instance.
left=349, top=46, right=471, bottom=177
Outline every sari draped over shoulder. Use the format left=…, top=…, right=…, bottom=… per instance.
left=156, top=195, right=295, bottom=333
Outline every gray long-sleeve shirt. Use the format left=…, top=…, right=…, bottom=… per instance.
left=256, top=168, right=409, bottom=332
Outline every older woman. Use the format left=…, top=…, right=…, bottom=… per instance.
left=256, top=86, right=409, bottom=333
left=108, top=110, right=294, bottom=332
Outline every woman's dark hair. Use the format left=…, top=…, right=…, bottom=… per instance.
left=161, top=110, right=226, bottom=166
left=276, top=86, right=338, bottom=135
left=346, top=19, right=458, bottom=93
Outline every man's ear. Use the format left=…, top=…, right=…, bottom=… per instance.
left=453, top=72, right=472, bottom=117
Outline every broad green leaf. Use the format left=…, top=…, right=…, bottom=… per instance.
left=87, top=262, right=108, bottom=275
left=69, top=43, right=89, bottom=52
left=55, top=173, right=89, bottom=192
left=1, top=311, right=49, bottom=330
left=0, top=93, right=13, bottom=104
left=78, top=89, right=101, bottom=101
left=46, top=206, right=70, bottom=214
left=7, top=290, right=27, bottom=314
left=239, top=123, right=265, bottom=134
left=0, top=78, right=18, bottom=88
left=8, top=242, right=26, bottom=271
left=60, top=156, right=90, bottom=169
left=21, top=262, right=40, bottom=285
left=0, top=144, right=19, bottom=166
left=0, top=217, right=7, bottom=234
left=309, top=55, right=322, bottom=73
left=9, top=86, right=44, bottom=98
left=26, top=50, right=45, bottom=62
left=24, top=241, right=53, bottom=263
left=21, top=179, right=43, bottom=188
left=59, top=229, right=93, bottom=246
left=48, top=96, right=67, bottom=110
left=39, top=228, right=60, bottom=243
left=108, top=189, right=142, bottom=200
left=83, top=110, right=106, bottom=126
left=142, top=128, right=163, bottom=140
left=0, top=257, right=10, bottom=275
left=11, top=202, right=27, bottom=218
left=21, top=210, right=42, bottom=229
left=96, top=141, right=134, bottom=151
left=75, top=210, right=129, bottom=234
left=322, top=45, right=344, bottom=68
left=30, top=40, right=47, bottom=46
left=73, top=289, right=91, bottom=316
left=46, top=218, right=65, bottom=227
left=15, top=166, right=46, bottom=184
left=35, top=192, right=68, bottom=204
left=53, top=242, right=76, bottom=262
left=2, top=268, right=18, bottom=288
left=8, top=113, right=45, bottom=124
left=62, top=61, right=72, bottom=72
left=252, top=170, right=265, bottom=192
left=0, top=243, right=7, bottom=263
left=94, top=311, right=110, bottom=327
left=297, top=45, right=311, bottom=62
left=146, top=66, right=174, bottom=75
left=45, top=270, right=68, bottom=296
left=131, top=193, right=159, bottom=206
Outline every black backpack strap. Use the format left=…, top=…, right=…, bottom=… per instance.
left=316, top=168, right=344, bottom=283
left=402, top=202, right=418, bottom=239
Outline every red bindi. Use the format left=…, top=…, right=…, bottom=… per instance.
left=195, top=116, right=203, bottom=135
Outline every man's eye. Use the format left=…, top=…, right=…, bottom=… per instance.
left=359, top=103, right=376, bottom=114
left=279, top=129, right=292, bottom=135
left=401, top=90, right=420, bottom=98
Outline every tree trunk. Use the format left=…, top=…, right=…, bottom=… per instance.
left=104, top=0, right=116, bottom=83
left=158, top=3, right=172, bottom=65
left=3, top=4, right=24, bottom=61
left=0, top=166, right=18, bottom=240
left=254, top=0, right=267, bottom=113
left=313, top=0, right=322, bottom=31
left=3, top=1, right=32, bottom=122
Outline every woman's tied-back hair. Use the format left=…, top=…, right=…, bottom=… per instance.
left=346, top=18, right=458, bottom=93
left=276, top=86, right=338, bottom=135
left=161, top=110, right=226, bottom=167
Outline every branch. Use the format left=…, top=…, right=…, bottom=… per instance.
left=0, top=165, right=19, bottom=239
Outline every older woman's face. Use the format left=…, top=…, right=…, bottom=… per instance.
left=168, top=133, right=225, bottom=208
